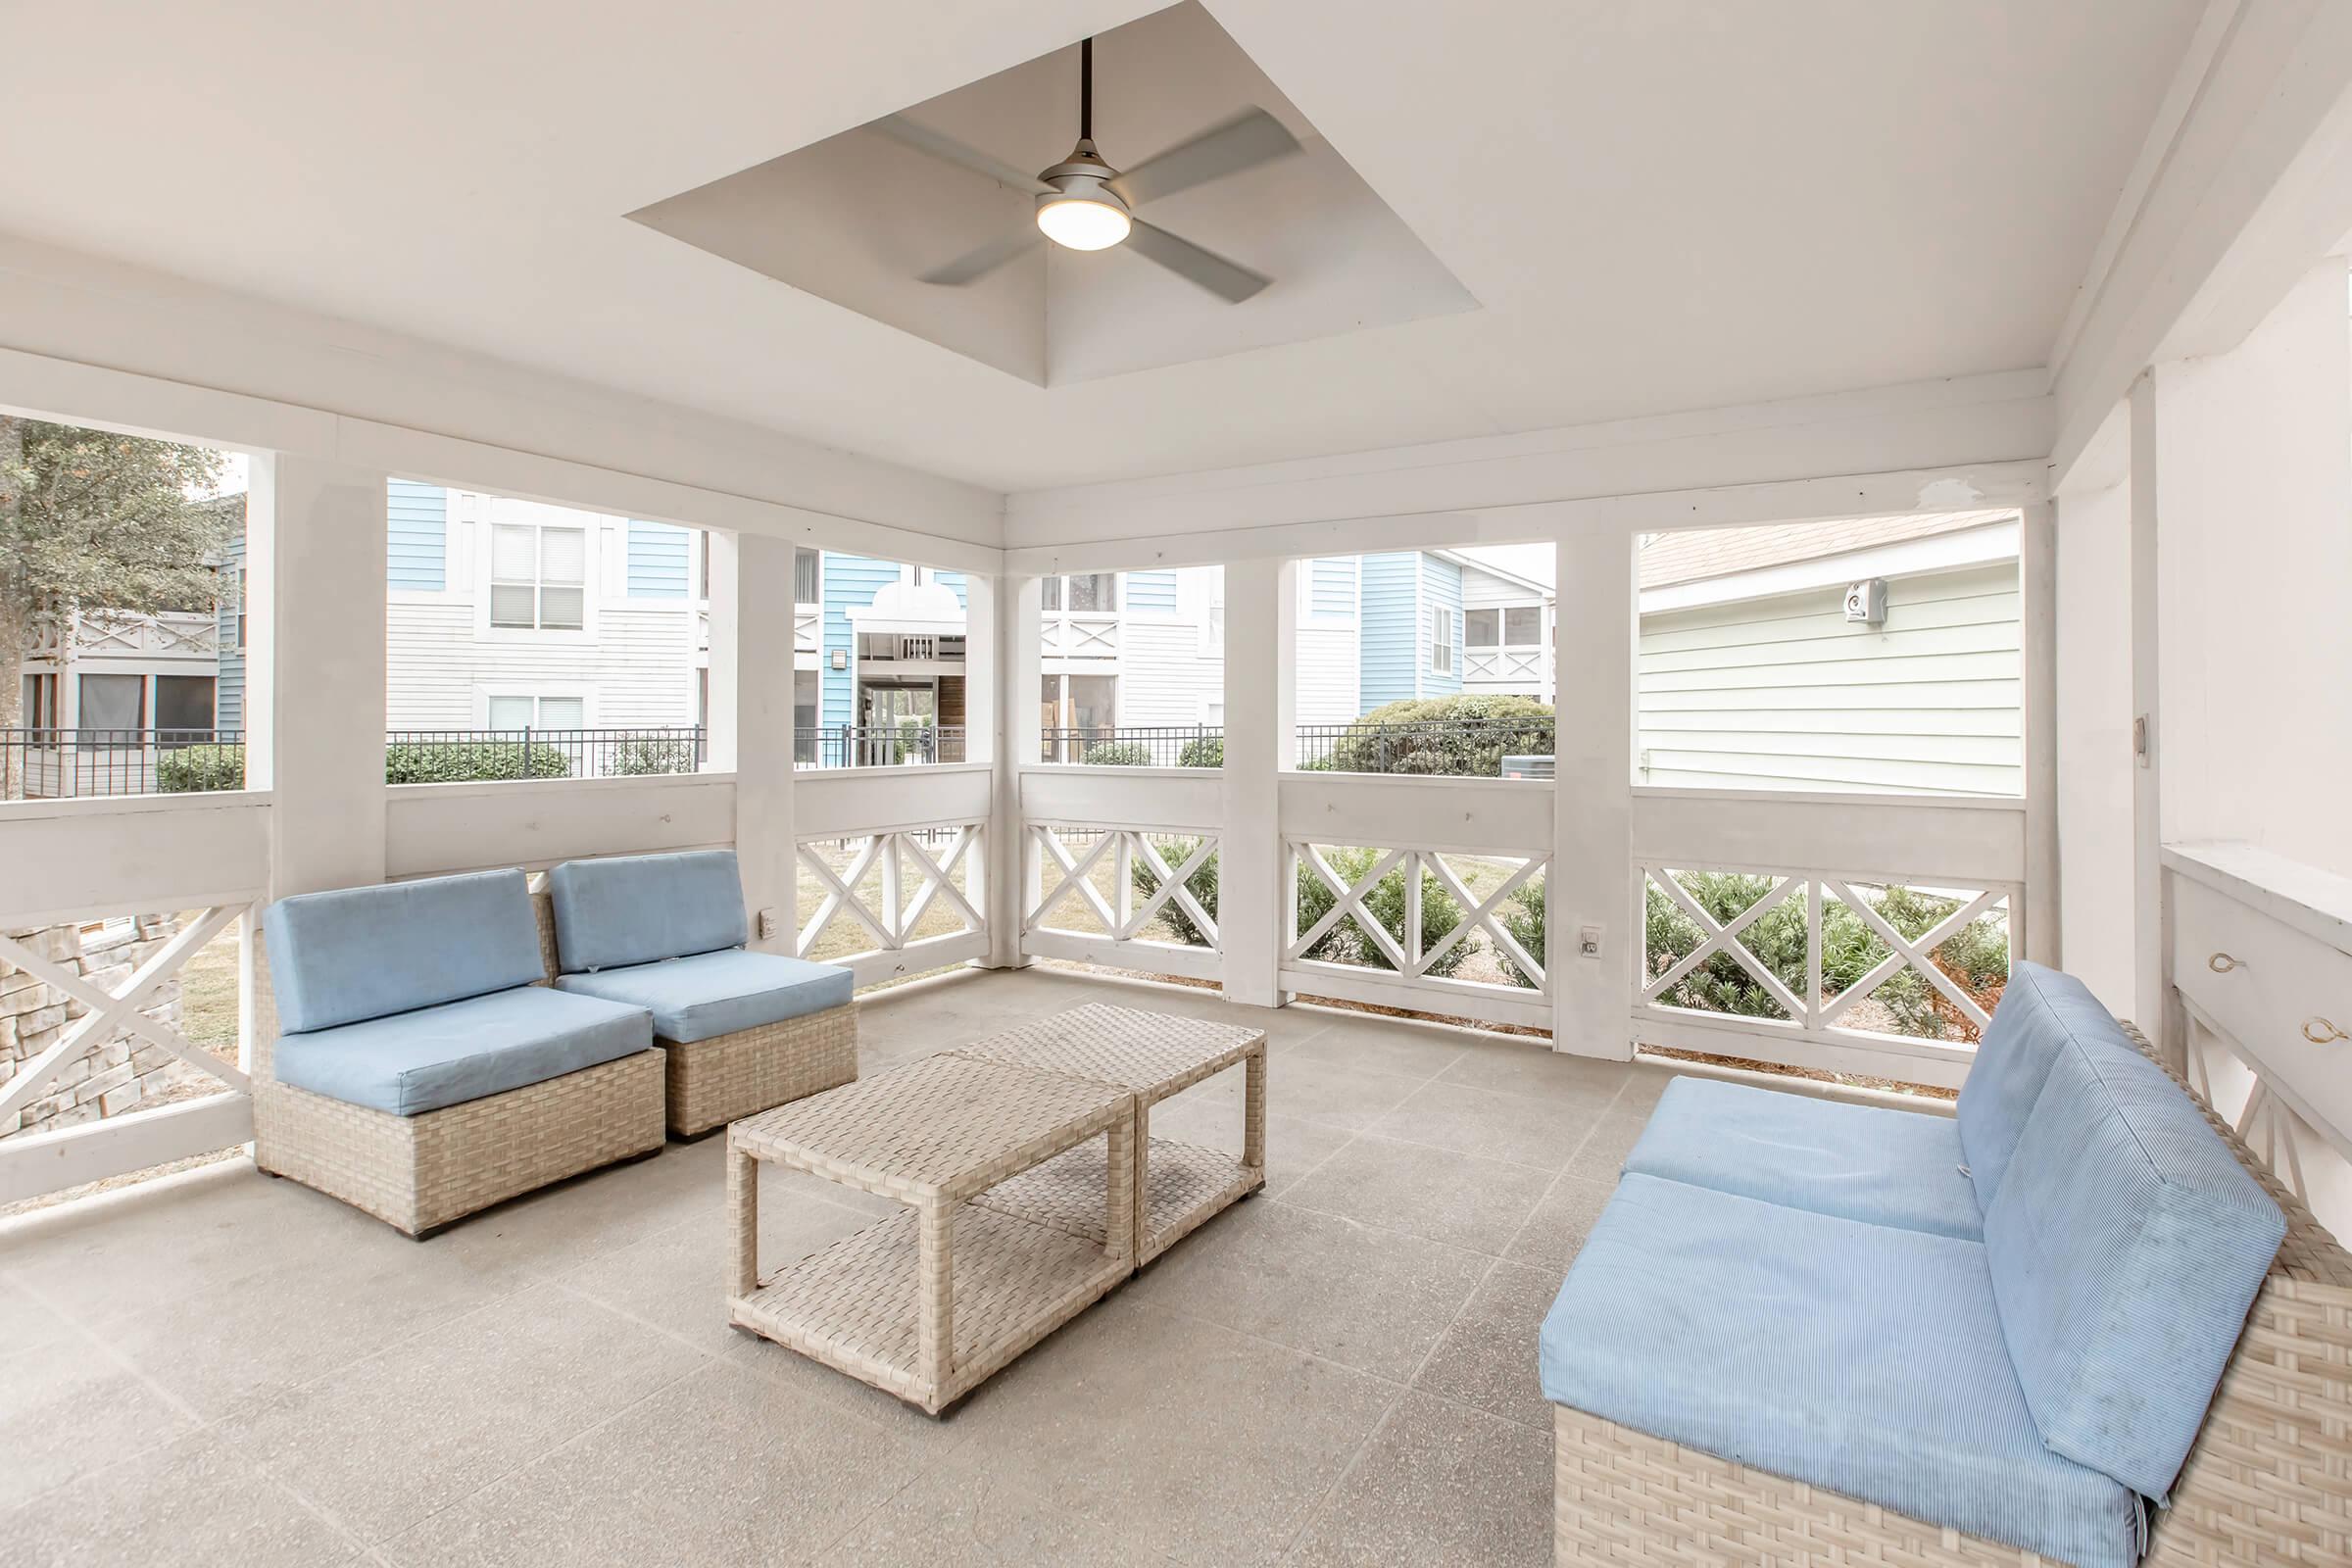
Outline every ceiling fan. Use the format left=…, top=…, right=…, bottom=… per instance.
left=869, top=36, right=1300, bottom=303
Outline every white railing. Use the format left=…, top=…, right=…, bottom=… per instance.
left=1631, top=859, right=2019, bottom=1087
left=795, top=822, right=989, bottom=989
left=1465, top=646, right=1544, bottom=685
left=1023, top=822, right=1222, bottom=982
left=793, top=606, right=818, bottom=655
left=1042, top=613, right=1119, bottom=660
left=0, top=901, right=259, bottom=1205
left=1279, top=839, right=1551, bottom=1029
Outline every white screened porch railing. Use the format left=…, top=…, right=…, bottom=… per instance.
left=793, top=762, right=994, bottom=989
left=1017, top=766, right=1223, bottom=983
left=1628, top=787, right=2034, bottom=1088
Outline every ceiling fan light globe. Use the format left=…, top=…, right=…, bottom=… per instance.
left=1034, top=169, right=1131, bottom=251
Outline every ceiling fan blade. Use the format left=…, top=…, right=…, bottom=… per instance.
left=920, top=228, right=1043, bottom=286
left=1106, top=109, right=1301, bottom=209
left=1125, top=220, right=1270, bottom=304
left=868, top=114, right=1050, bottom=194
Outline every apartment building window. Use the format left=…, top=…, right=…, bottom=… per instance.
left=794, top=548, right=820, bottom=605
left=154, top=675, right=216, bottom=735
left=1430, top=606, right=1457, bottom=673
left=487, top=694, right=586, bottom=730
left=1042, top=573, right=1117, bottom=612
left=490, top=523, right=587, bottom=630
left=77, top=673, right=143, bottom=747
left=21, top=673, right=58, bottom=729
left=1467, top=605, right=1544, bottom=647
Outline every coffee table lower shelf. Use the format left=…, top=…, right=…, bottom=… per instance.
left=973, top=1136, right=1262, bottom=1265
left=730, top=1204, right=1127, bottom=1415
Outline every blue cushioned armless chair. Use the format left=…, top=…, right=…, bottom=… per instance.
left=537, top=850, right=858, bottom=1138
left=254, top=869, right=666, bottom=1237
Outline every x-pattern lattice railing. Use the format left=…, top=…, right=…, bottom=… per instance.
left=796, top=824, right=984, bottom=962
left=0, top=906, right=251, bottom=1128
left=1284, top=841, right=1546, bottom=988
left=1027, top=824, right=1218, bottom=948
left=1636, top=864, right=2009, bottom=1036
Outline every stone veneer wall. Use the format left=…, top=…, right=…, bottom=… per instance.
left=0, top=915, right=198, bottom=1138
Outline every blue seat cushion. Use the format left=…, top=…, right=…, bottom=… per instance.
left=264, top=870, right=547, bottom=1034
left=273, top=985, right=654, bottom=1116
left=554, top=949, right=853, bottom=1044
left=1624, top=1076, right=1982, bottom=1240
left=546, top=850, right=748, bottom=973
left=1956, top=961, right=2113, bottom=1211
left=1542, top=1175, right=2142, bottom=1568
left=1985, top=1029, right=2285, bottom=1499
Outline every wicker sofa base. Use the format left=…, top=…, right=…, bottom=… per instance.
left=661, top=1004, right=859, bottom=1139
left=253, top=1049, right=668, bottom=1238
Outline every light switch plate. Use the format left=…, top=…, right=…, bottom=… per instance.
left=757, top=907, right=779, bottom=941
left=1578, top=924, right=1603, bottom=958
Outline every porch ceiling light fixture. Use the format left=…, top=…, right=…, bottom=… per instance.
left=870, top=33, right=1298, bottom=301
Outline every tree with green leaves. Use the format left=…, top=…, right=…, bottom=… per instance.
left=0, top=417, right=234, bottom=794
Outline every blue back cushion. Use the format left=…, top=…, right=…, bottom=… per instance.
left=1957, top=962, right=2104, bottom=1209
left=547, top=849, right=748, bottom=972
left=1984, top=1032, right=2285, bottom=1498
left=264, top=870, right=547, bottom=1035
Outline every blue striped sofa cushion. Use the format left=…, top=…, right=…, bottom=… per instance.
left=547, top=850, right=749, bottom=973
left=264, top=869, right=546, bottom=1035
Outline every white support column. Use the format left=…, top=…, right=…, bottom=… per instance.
left=1220, top=558, right=1295, bottom=1008
left=2019, top=501, right=2060, bottom=967
left=2127, top=375, right=2170, bottom=1059
left=1550, top=529, right=1635, bottom=1059
left=709, top=531, right=796, bottom=955
left=253, top=452, right=388, bottom=898
left=975, top=571, right=1037, bottom=968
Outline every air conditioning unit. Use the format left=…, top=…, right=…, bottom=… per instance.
left=1843, top=578, right=1887, bottom=626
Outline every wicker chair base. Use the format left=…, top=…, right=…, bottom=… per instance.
left=661, top=1005, right=859, bottom=1139
left=1548, top=1021, right=2352, bottom=1567
left=253, top=1049, right=667, bottom=1238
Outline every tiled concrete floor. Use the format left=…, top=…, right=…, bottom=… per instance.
left=0, top=966, right=1666, bottom=1567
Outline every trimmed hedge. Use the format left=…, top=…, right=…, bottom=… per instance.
left=1176, top=734, right=1223, bottom=769
left=1081, top=740, right=1152, bottom=767
left=383, top=741, right=570, bottom=784
left=155, top=744, right=246, bottom=794
left=1320, top=694, right=1554, bottom=777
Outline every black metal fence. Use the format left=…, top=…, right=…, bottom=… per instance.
left=1041, top=726, right=1223, bottom=767
left=795, top=725, right=967, bottom=769
left=1, top=727, right=244, bottom=800
left=1294, top=717, right=1558, bottom=776
left=383, top=728, right=708, bottom=783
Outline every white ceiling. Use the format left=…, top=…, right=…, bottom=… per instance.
left=629, top=3, right=1475, bottom=385
left=0, top=0, right=2201, bottom=494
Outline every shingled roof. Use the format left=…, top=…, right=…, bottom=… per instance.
left=1638, top=509, right=2019, bottom=589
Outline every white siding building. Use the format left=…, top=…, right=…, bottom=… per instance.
left=1636, top=511, right=2024, bottom=795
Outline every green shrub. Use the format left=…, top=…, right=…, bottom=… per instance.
left=384, top=741, right=571, bottom=784
left=1322, top=694, right=1553, bottom=777
left=156, top=743, right=245, bottom=793
left=1081, top=740, right=1152, bottom=767
left=1131, top=837, right=1219, bottom=948
left=1294, top=846, right=1470, bottom=977
left=1495, top=875, right=1545, bottom=989
left=610, top=737, right=700, bottom=775
left=1643, top=871, right=2009, bottom=1038
left=1176, top=734, right=1223, bottom=769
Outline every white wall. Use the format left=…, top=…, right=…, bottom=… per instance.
left=1637, top=562, right=2023, bottom=796
left=2053, top=475, right=2136, bottom=1013
left=2154, top=259, right=2352, bottom=878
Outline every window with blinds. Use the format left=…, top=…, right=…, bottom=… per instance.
left=794, top=548, right=820, bottom=605
left=490, top=523, right=586, bottom=629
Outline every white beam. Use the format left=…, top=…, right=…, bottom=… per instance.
left=2020, top=501, right=2059, bottom=966
left=257, top=452, right=387, bottom=897
left=710, top=531, right=797, bottom=952
left=985, top=574, right=1040, bottom=968
left=1219, top=559, right=1295, bottom=1008
left=1551, top=530, right=1636, bottom=1059
left=2128, top=375, right=2170, bottom=1059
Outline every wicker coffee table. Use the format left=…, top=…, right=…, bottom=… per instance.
left=953, top=1004, right=1267, bottom=1267
left=725, top=1054, right=1134, bottom=1416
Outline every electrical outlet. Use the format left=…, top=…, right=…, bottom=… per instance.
left=1578, top=924, right=1603, bottom=959
left=757, top=907, right=779, bottom=941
